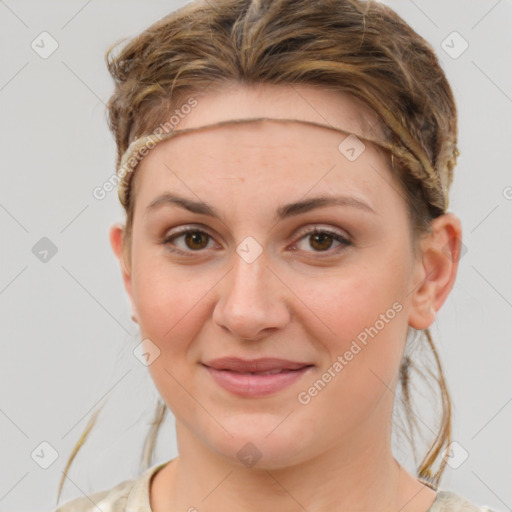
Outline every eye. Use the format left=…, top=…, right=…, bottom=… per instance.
left=293, top=227, right=351, bottom=254
left=162, top=227, right=218, bottom=255
left=162, top=225, right=351, bottom=257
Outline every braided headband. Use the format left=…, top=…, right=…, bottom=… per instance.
left=116, top=116, right=451, bottom=212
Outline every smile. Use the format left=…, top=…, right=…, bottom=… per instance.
left=202, top=359, right=314, bottom=397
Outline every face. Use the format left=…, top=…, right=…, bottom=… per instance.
left=112, top=83, right=431, bottom=469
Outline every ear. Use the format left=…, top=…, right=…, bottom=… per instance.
left=408, top=213, right=463, bottom=330
left=109, top=223, right=138, bottom=322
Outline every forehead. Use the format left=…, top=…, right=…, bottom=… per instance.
left=134, top=81, right=387, bottom=165
left=177, top=81, right=386, bottom=139
left=141, top=117, right=373, bottom=169
left=130, top=83, right=395, bottom=213
left=133, top=118, right=395, bottom=222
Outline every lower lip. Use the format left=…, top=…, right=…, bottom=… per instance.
left=203, top=365, right=313, bottom=397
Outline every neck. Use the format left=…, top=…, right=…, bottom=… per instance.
left=152, top=417, right=434, bottom=512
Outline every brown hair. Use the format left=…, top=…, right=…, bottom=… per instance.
left=57, top=0, right=459, bottom=502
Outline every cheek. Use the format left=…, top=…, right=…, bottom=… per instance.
left=295, top=270, right=407, bottom=434
left=294, top=253, right=409, bottom=394
left=300, top=259, right=407, bottom=347
left=131, top=253, right=209, bottom=348
left=131, top=256, right=211, bottom=409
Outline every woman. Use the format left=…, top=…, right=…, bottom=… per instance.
left=54, top=0, right=496, bottom=510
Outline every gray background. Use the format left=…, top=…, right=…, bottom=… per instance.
left=1, top=1, right=511, bottom=511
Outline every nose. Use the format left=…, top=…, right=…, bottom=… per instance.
left=212, top=247, right=290, bottom=341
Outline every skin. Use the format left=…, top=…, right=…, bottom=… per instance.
left=110, top=82, right=462, bottom=512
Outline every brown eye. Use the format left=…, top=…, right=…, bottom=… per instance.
left=309, top=232, right=336, bottom=251
left=163, top=228, right=216, bottom=255
left=183, top=231, right=210, bottom=250
left=294, top=227, right=351, bottom=254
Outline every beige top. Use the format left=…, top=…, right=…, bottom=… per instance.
left=53, top=461, right=497, bottom=512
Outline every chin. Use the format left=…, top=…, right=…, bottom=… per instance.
left=204, top=420, right=315, bottom=471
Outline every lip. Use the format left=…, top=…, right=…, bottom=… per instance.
left=203, top=357, right=312, bottom=372
left=202, top=358, right=314, bottom=397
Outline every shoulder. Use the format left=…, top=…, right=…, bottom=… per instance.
left=429, top=490, right=499, bottom=512
left=52, top=478, right=135, bottom=512
left=51, top=461, right=170, bottom=512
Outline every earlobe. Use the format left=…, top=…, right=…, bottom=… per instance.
left=408, top=213, right=463, bottom=330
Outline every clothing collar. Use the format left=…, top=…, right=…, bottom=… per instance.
left=125, top=460, right=171, bottom=512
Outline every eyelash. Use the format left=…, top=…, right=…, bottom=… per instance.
left=161, top=225, right=352, bottom=257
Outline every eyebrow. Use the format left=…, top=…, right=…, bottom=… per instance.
left=145, top=192, right=376, bottom=221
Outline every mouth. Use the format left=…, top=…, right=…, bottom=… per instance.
left=203, top=357, right=313, bottom=372
left=201, top=358, right=314, bottom=397
left=216, top=368, right=306, bottom=375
